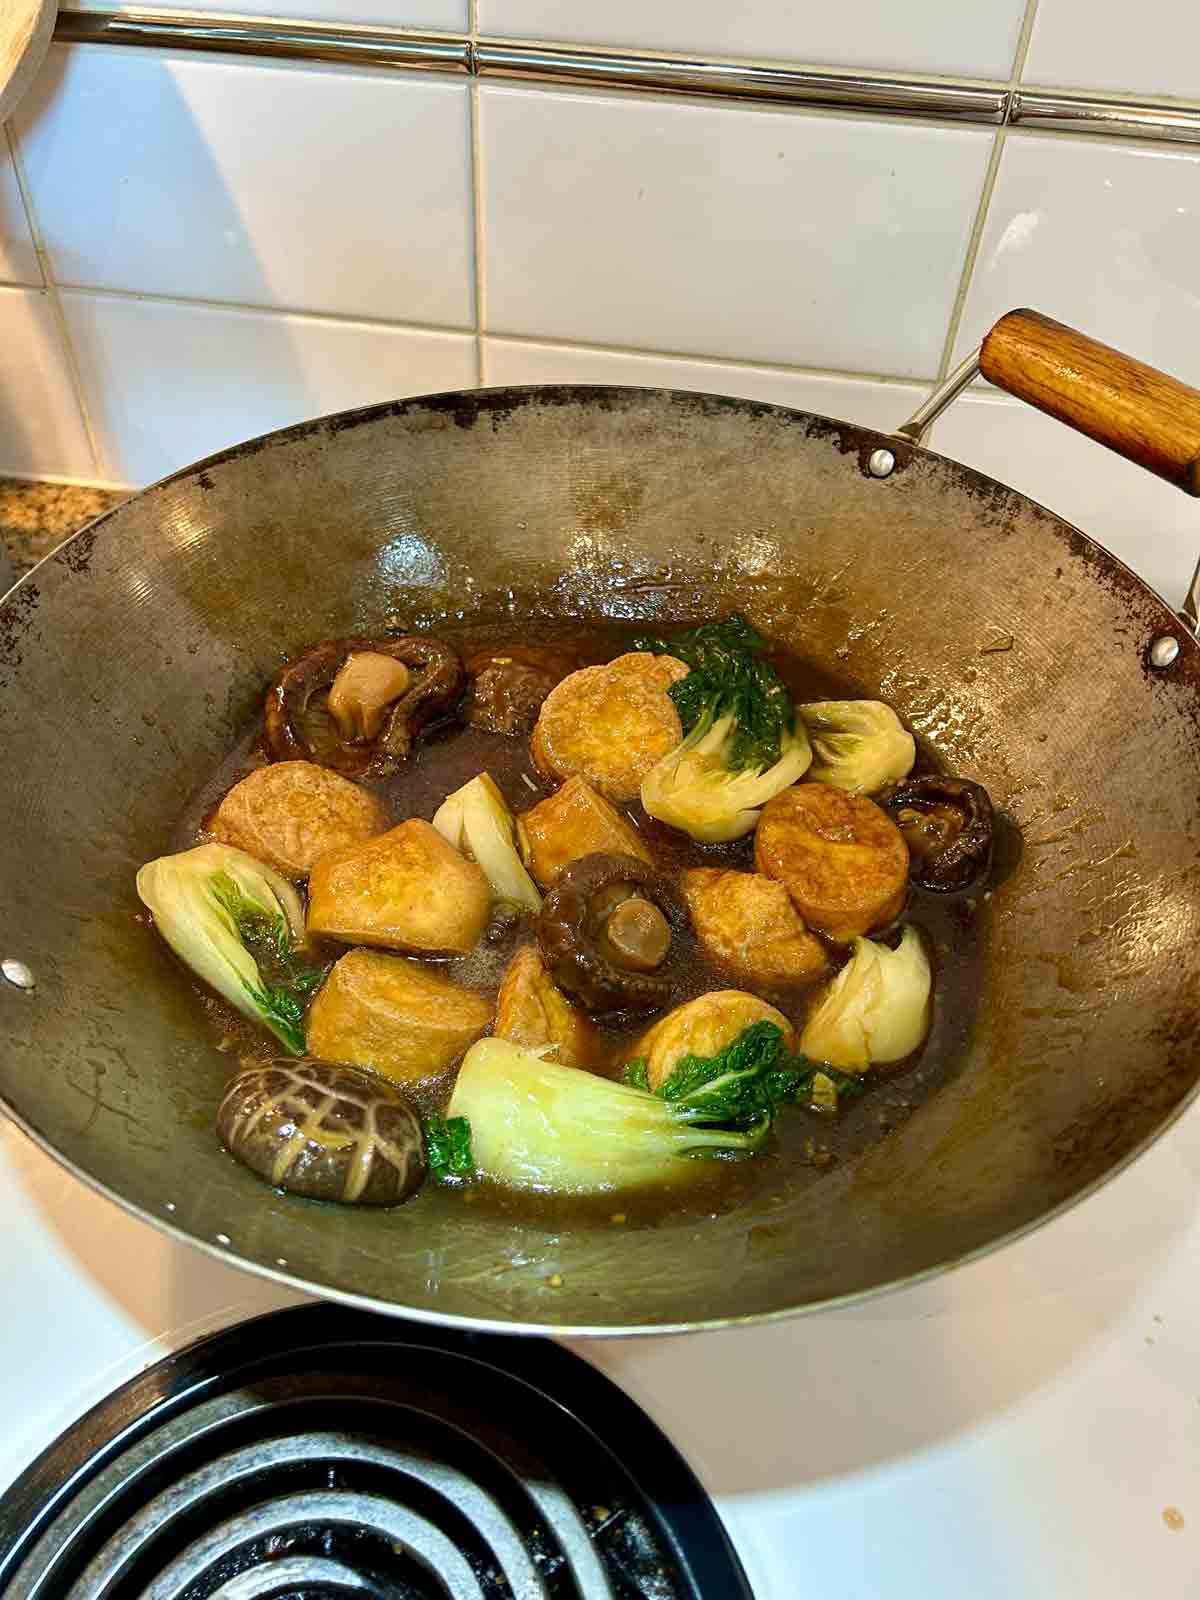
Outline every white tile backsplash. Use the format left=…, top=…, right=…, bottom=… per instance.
left=479, top=0, right=1026, bottom=80
left=935, top=390, right=1199, bottom=607
left=0, top=146, right=39, bottom=287
left=6, top=11, right=1200, bottom=526
left=1024, top=0, right=1200, bottom=101
left=480, top=87, right=992, bottom=380
left=16, top=47, right=474, bottom=327
left=0, top=286, right=95, bottom=479
left=63, top=292, right=477, bottom=485
left=68, top=0, right=469, bottom=29
left=485, top=337, right=925, bottom=431
left=954, top=133, right=1200, bottom=387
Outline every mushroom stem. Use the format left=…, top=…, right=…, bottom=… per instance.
left=603, top=896, right=671, bottom=972
left=537, top=852, right=686, bottom=1014
left=328, top=652, right=412, bottom=743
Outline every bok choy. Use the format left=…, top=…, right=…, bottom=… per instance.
left=445, top=1022, right=865, bottom=1194
left=136, top=842, right=319, bottom=1054
left=636, top=616, right=811, bottom=842
left=800, top=926, right=931, bottom=1069
left=432, top=771, right=542, bottom=912
left=799, top=699, right=915, bottom=794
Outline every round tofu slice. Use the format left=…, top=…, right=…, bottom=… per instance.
left=307, top=818, right=491, bottom=955
left=493, top=944, right=597, bottom=1068
left=754, top=784, right=908, bottom=942
left=635, top=990, right=795, bottom=1092
left=306, top=948, right=493, bottom=1084
left=531, top=652, right=689, bottom=802
left=685, top=868, right=828, bottom=986
left=210, top=760, right=386, bottom=879
left=518, top=775, right=652, bottom=890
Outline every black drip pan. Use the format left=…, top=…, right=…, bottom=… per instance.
left=0, top=1304, right=752, bottom=1599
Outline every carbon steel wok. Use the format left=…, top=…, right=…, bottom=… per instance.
left=3, top=309, right=1200, bottom=1335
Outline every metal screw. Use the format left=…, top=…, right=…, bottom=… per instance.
left=868, top=448, right=896, bottom=479
left=1149, top=635, right=1181, bottom=669
left=1, top=959, right=35, bottom=990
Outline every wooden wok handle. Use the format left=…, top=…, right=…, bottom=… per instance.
left=979, top=309, right=1200, bottom=496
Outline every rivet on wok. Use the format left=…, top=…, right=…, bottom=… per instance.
left=1149, top=635, right=1181, bottom=669
left=1, top=959, right=35, bottom=991
left=868, top=448, right=896, bottom=479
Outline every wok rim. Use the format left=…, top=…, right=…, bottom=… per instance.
left=3, top=380, right=1198, bottom=1337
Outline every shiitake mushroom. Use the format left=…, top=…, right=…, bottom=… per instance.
left=881, top=776, right=994, bottom=893
left=264, top=635, right=465, bottom=779
left=217, top=1058, right=426, bottom=1205
left=464, top=645, right=579, bottom=736
left=537, top=851, right=687, bottom=1015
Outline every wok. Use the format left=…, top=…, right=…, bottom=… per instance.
left=3, top=309, right=1200, bottom=1336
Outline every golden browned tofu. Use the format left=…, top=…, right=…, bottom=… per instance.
left=306, top=948, right=493, bottom=1084
left=518, top=776, right=652, bottom=890
left=754, top=783, right=908, bottom=943
left=531, top=652, right=689, bottom=802
left=210, top=760, right=386, bottom=879
left=635, top=991, right=795, bottom=1092
left=493, top=945, right=597, bottom=1068
left=685, top=868, right=828, bottom=986
left=307, top=818, right=491, bottom=954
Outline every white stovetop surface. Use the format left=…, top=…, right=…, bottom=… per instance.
left=3, top=1103, right=1200, bottom=1598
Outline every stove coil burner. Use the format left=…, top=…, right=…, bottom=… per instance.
left=0, top=1305, right=750, bottom=1600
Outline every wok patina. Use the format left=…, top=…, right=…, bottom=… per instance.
left=2, top=377, right=1200, bottom=1333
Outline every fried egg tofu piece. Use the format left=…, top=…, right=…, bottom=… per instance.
left=210, top=760, right=387, bottom=879
left=635, top=991, right=795, bottom=1092
left=531, top=652, right=689, bottom=802
left=518, top=776, right=652, bottom=889
left=307, top=818, right=491, bottom=955
left=685, top=868, right=828, bottom=986
left=493, top=944, right=597, bottom=1068
left=754, top=783, right=908, bottom=943
left=306, top=948, right=492, bottom=1084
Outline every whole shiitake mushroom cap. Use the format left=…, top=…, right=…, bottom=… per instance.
left=217, top=1058, right=427, bottom=1205
left=537, top=852, right=687, bottom=1015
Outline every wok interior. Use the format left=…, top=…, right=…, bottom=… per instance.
left=3, top=387, right=1200, bottom=1332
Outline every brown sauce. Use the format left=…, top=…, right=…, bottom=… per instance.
left=173, top=620, right=989, bottom=1230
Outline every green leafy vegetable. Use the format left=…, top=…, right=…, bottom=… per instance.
left=136, top=842, right=318, bottom=1054
left=622, top=1058, right=651, bottom=1091
left=800, top=927, right=932, bottom=1069
left=431, top=771, right=542, bottom=913
left=447, top=1039, right=769, bottom=1194
left=636, top=616, right=812, bottom=843
left=446, top=1018, right=871, bottom=1197
left=809, top=1072, right=839, bottom=1114
left=635, top=615, right=794, bottom=769
left=640, top=716, right=812, bottom=844
left=799, top=699, right=916, bottom=794
left=654, top=1019, right=868, bottom=1120
left=425, top=1114, right=475, bottom=1182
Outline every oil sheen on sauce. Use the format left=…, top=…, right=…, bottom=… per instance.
left=173, top=620, right=988, bottom=1230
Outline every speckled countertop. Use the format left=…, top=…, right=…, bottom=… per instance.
left=1, top=477, right=127, bottom=579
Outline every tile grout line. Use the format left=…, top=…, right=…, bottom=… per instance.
left=36, top=277, right=927, bottom=385
left=469, top=76, right=487, bottom=384
left=1010, top=0, right=1044, bottom=88
left=480, top=332, right=938, bottom=388
left=927, top=0, right=1040, bottom=391
left=3, top=123, right=107, bottom=479
left=931, top=125, right=1006, bottom=388
left=53, top=282, right=479, bottom=339
left=6, top=268, right=939, bottom=392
